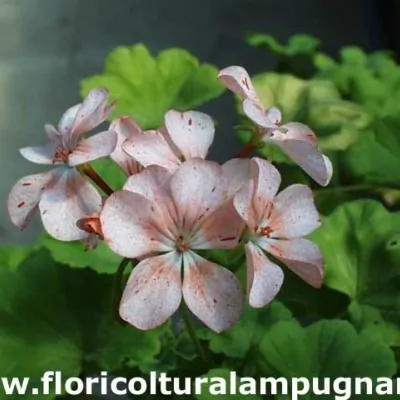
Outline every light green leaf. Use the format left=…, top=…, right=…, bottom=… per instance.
left=81, top=44, right=225, bottom=129
left=0, top=250, right=167, bottom=399
left=259, top=320, right=396, bottom=399
left=251, top=72, right=308, bottom=121
left=40, top=234, right=121, bottom=274
left=246, top=33, right=319, bottom=57
left=309, top=200, right=400, bottom=328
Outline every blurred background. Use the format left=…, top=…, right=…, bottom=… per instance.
left=0, top=0, right=397, bottom=245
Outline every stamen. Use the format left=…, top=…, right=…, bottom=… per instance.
left=259, top=226, right=273, bottom=237
left=176, top=235, right=190, bottom=253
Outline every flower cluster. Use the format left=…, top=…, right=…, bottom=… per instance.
left=8, top=66, right=331, bottom=332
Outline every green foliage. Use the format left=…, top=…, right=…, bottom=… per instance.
left=198, top=302, right=293, bottom=359
left=41, top=234, right=121, bottom=274
left=310, top=200, right=400, bottom=321
left=0, top=250, right=168, bottom=399
left=246, top=33, right=320, bottom=58
left=80, top=44, right=225, bottom=129
left=258, top=320, right=396, bottom=398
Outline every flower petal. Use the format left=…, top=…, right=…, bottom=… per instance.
left=123, top=165, right=172, bottom=201
left=245, top=242, right=284, bottom=308
left=70, top=88, right=114, bottom=138
left=164, top=110, right=215, bottom=160
left=109, top=116, right=143, bottom=175
left=19, top=144, right=55, bottom=165
left=123, top=129, right=180, bottom=172
left=7, top=171, right=56, bottom=230
left=266, top=107, right=282, bottom=125
left=243, top=98, right=279, bottom=129
left=272, top=138, right=333, bottom=187
left=120, top=252, right=182, bottom=330
left=267, top=184, right=321, bottom=238
left=222, top=158, right=251, bottom=197
left=279, top=122, right=318, bottom=146
left=251, top=157, right=281, bottom=219
left=123, top=165, right=177, bottom=232
left=190, top=199, right=245, bottom=250
left=44, top=124, right=62, bottom=143
left=100, top=190, right=173, bottom=259
left=68, top=130, right=118, bottom=167
left=182, top=252, right=243, bottom=332
left=233, top=179, right=258, bottom=231
left=218, top=65, right=260, bottom=103
left=58, top=104, right=80, bottom=136
left=38, top=169, right=103, bottom=241
left=262, top=238, right=324, bottom=288
left=170, top=159, right=229, bottom=233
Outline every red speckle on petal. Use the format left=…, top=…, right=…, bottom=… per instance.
left=17, top=202, right=25, bottom=208
left=242, top=78, right=250, bottom=90
left=220, top=236, right=236, bottom=242
left=211, top=186, right=216, bottom=193
left=42, top=210, right=48, bottom=215
left=22, top=182, right=31, bottom=186
left=197, top=213, right=205, bottom=221
left=188, top=118, right=192, bottom=126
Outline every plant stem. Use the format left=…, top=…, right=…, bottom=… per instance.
left=235, top=142, right=255, bottom=158
left=80, top=163, right=114, bottom=196
left=180, top=302, right=208, bottom=362
left=111, top=258, right=131, bottom=325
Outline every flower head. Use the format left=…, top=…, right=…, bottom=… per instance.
left=7, top=88, right=118, bottom=240
left=100, top=159, right=245, bottom=332
left=122, top=110, right=215, bottom=172
left=234, top=157, right=324, bottom=308
left=218, top=66, right=333, bottom=187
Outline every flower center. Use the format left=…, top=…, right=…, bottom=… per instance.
left=53, top=146, right=70, bottom=164
left=176, top=235, right=190, bottom=253
left=258, top=226, right=273, bottom=237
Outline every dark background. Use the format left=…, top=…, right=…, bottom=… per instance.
left=0, top=0, right=397, bottom=244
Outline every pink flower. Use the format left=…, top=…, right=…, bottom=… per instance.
left=122, top=110, right=214, bottom=172
left=7, top=88, right=118, bottom=241
left=233, top=157, right=324, bottom=308
left=100, top=159, right=245, bottom=332
left=218, top=66, right=333, bottom=187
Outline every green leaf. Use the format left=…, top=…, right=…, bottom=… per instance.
left=0, top=250, right=167, bottom=398
left=344, top=130, right=400, bottom=188
left=348, top=303, right=400, bottom=347
left=80, top=44, right=225, bottom=129
left=259, top=320, right=396, bottom=399
left=0, top=245, right=33, bottom=270
left=40, top=234, right=121, bottom=274
left=344, top=116, right=400, bottom=189
left=309, top=200, right=400, bottom=328
left=198, top=301, right=293, bottom=359
left=194, top=368, right=262, bottom=400
left=246, top=33, right=319, bottom=57
left=251, top=72, right=308, bottom=121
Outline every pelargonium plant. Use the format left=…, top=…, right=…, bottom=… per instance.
left=7, top=66, right=332, bottom=340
